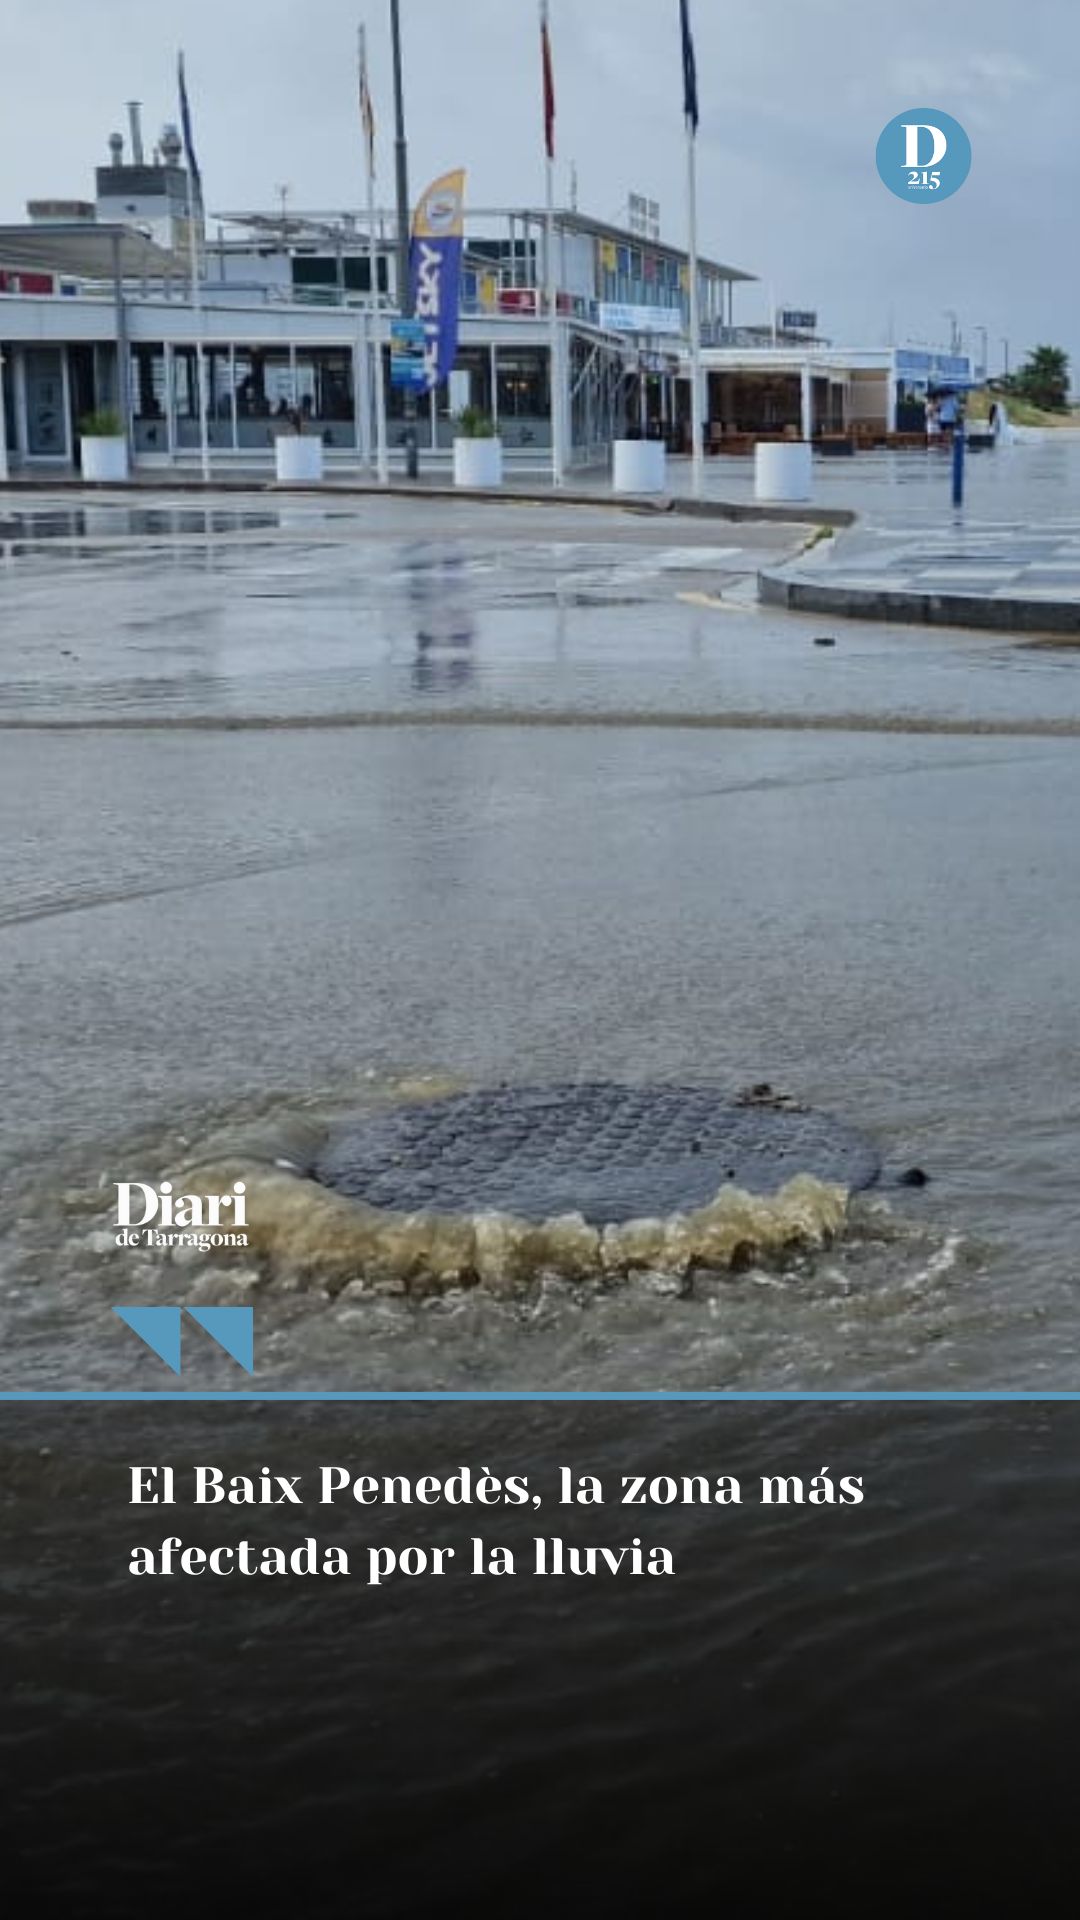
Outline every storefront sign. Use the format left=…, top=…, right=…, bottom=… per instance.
left=599, top=302, right=683, bottom=336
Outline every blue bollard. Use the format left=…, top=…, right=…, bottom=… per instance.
left=952, top=424, right=965, bottom=508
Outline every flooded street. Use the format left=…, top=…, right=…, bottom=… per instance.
left=4, top=479, right=1080, bottom=1910
left=2, top=487, right=1079, bottom=1391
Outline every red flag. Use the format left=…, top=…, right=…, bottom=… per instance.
left=540, top=1, right=555, bottom=161
left=358, top=25, right=376, bottom=180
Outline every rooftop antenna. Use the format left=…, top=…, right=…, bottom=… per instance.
left=276, top=183, right=290, bottom=245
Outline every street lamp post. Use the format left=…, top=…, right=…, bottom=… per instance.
left=975, top=325, right=988, bottom=381
left=1001, top=337, right=1010, bottom=380
left=390, top=0, right=419, bottom=479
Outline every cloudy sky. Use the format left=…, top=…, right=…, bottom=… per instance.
left=2, top=0, right=1071, bottom=374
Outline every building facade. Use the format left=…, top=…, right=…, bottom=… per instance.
left=0, top=118, right=756, bottom=474
left=0, top=114, right=974, bottom=473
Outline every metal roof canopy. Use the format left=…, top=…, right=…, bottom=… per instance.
left=0, top=222, right=184, bottom=280
left=215, top=206, right=756, bottom=284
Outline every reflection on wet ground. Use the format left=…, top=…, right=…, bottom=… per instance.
left=0, top=505, right=282, bottom=542
left=4, top=489, right=1080, bottom=730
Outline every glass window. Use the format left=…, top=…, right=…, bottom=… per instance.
left=294, top=348, right=354, bottom=439
left=171, top=346, right=235, bottom=449
left=436, top=346, right=492, bottom=419
left=131, top=345, right=166, bottom=452
left=1, top=348, right=14, bottom=454
left=434, top=346, right=494, bottom=446
left=234, top=347, right=291, bottom=450
left=496, top=347, right=549, bottom=419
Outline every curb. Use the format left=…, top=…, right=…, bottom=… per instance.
left=758, top=565, right=1080, bottom=635
left=0, top=475, right=854, bottom=530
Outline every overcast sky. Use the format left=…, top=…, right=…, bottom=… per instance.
left=2, top=0, right=1072, bottom=374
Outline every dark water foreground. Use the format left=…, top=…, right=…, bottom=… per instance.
left=2, top=1400, right=1078, bottom=1910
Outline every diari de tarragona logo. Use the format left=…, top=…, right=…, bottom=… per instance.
left=876, top=108, right=971, bottom=203
left=114, top=1179, right=248, bottom=1251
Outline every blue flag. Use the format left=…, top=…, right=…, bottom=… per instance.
left=177, top=50, right=202, bottom=207
left=680, top=0, right=699, bottom=133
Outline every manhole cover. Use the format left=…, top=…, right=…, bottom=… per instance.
left=314, top=1084, right=881, bottom=1225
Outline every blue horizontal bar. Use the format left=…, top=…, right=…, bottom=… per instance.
left=0, top=1391, right=1077, bottom=1404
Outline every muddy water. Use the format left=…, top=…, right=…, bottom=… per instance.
left=2, top=493, right=1079, bottom=1390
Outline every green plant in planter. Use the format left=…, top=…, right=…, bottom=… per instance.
left=79, top=409, right=124, bottom=438
left=452, top=406, right=498, bottom=439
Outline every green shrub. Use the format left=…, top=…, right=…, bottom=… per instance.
left=452, top=406, right=498, bottom=439
left=79, top=409, right=124, bottom=438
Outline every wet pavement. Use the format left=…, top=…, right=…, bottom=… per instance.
left=2, top=487, right=1080, bottom=1392
left=6, top=489, right=1080, bottom=730
left=707, top=433, right=1080, bottom=632
left=774, top=518, right=1080, bottom=603
left=672, top=428, right=1080, bottom=529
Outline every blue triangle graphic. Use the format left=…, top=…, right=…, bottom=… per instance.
left=114, top=1306, right=183, bottom=1374
left=186, top=1306, right=254, bottom=1374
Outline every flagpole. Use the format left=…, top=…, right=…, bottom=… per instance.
left=368, top=160, right=389, bottom=485
left=680, top=0, right=704, bottom=498
left=389, top=0, right=419, bottom=481
left=178, top=51, right=210, bottom=484
left=360, top=24, right=389, bottom=483
left=541, top=1, right=564, bottom=488
left=187, top=204, right=210, bottom=485
left=686, top=119, right=704, bottom=498
left=546, top=155, right=563, bottom=488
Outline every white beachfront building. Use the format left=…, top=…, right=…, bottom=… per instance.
left=0, top=116, right=754, bottom=476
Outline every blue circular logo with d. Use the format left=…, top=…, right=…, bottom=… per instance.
left=876, top=108, right=971, bottom=203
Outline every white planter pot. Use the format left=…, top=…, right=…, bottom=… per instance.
left=754, top=441, right=813, bottom=503
left=80, top=436, right=129, bottom=484
left=275, top=435, right=324, bottom=483
left=612, top=439, right=667, bottom=494
left=453, top=437, right=503, bottom=488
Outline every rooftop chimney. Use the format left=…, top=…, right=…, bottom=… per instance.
left=108, top=131, right=124, bottom=167
left=126, top=101, right=145, bottom=165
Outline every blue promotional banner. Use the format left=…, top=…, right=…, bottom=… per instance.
left=390, top=318, right=428, bottom=391
left=409, top=168, right=466, bottom=392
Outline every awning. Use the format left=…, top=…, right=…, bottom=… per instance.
left=0, top=222, right=184, bottom=281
